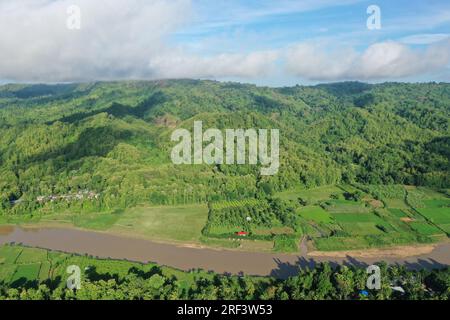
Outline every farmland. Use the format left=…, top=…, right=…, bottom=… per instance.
left=184, top=184, right=450, bottom=253
left=0, top=244, right=215, bottom=293
left=0, top=81, right=449, bottom=256
left=271, top=184, right=450, bottom=251
left=1, top=184, right=448, bottom=254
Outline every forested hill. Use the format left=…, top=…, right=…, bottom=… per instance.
left=0, top=80, right=448, bottom=214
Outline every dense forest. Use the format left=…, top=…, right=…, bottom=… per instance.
left=0, top=80, right=448, bottom=216
left=1, top=262, right=449, bottom=301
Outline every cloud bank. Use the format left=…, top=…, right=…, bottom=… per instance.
left=0, top=0, right=190, bottom=81
left=0, top=0, right=449, bottom=83
left=285, top=39, right=450, bottom=81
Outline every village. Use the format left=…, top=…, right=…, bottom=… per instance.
left=36, top=190, right=99, bottom=204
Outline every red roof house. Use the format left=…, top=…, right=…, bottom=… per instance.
left=235, top=231, right=248, bottom=236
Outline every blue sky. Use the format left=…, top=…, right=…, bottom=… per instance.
left=175, top=0, right=449, bottom=48
left=0, top=0, right=449, bottom=85
left=170, top=0, right=450, bottom=85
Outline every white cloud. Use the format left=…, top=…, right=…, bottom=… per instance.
left=400, top=33, right=450, bottom=45
left=0, top=0, right=449, bottom=83
left=0, top=0, right=191, bottom=82
left=149, top=50, right=279, bottom=79
left=285, top=39, right=450, bottom=81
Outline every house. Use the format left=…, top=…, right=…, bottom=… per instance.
left=235, top=231, right=248, bottom=236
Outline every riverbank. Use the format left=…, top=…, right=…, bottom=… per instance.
left=4, top=220, right=448, bottom=257
left=1, top=226, right=448, bottom=278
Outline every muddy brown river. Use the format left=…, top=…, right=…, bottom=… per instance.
left=0, top=226, right=449, bottom=278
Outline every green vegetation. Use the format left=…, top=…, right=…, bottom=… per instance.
left=0, top=245, right=449, bottom=300
left=409, top=222, right=444, bottom=236
left=1, top=81, right=449, bottom=216
left=111, top=204, right=208, bottom=243
left=273, top=235, right=299, bottom=252
left=298, top=206, right=333, bottom=224
left=0, top=80, right=448, bottom=252
left=273, top=184, right=448, bottom=251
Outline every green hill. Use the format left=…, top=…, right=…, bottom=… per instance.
left=0, top=80, right=448, bottom=216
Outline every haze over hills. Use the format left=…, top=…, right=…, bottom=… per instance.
left=0, top=80, right=448, bottom=215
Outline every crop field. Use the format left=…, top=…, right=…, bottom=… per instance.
left=15, top=247, right=48, bottom=264
left=384, top=199, right=409, bottom=209
left=298, top=206, right=333, bottom=223
left=0, top=245, right=22, bottom=264
left=210, top=199, right=260, bottom=211
left=440, top=224, right=450, bottom=234
left=406, top=189, right=450, bottom=235
left=388, top=208, right=409, bottom=218
left=409, top=222, right=444, bottom=236
left=356, top=184, right=406, bottom=202
left=275, top=185, right=345, bottom=203
left=332, top=212, right=395, bottom=236
left=0, top=246, right=49, bottom=286
left=275, top=185, right=450, bottom=251
left=323, top=200, right=371, bottom=214
left=10, top=264, right=41, bottom=286
left=273, top=235, right=299, bottom=252
left=416, top=207, right=450, bottom=225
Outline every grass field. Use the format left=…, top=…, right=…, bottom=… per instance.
left=10, top=264, right=41, bottom=286
left=33, top=210, right=124, bottom=230
left=388, top=208, right=409, bottom=218
left=72, top=211, right=123, bottom=230
left=324, top=200, right=371, bottom=214
left=409, top=222, right=444, bottom=236
left=111, top=204, right=208, bottom=243
left=17, top=204, right=210, bottom=244
left=273, top=235, right=299, bottom=252
left=298, top=206, right=334, bottom=223
left=275, top=185, right=345, bottom=203
left=384, top=199, right=409, bottom=209
left=407, top=192, right=450, bottom=235
left=416, top=207, right=450, bottom=225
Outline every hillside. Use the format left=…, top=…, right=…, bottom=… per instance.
left=0, top=80, right=448, bottom=216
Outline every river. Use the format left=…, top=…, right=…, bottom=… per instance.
left=0, top=226, right=448, bottom=278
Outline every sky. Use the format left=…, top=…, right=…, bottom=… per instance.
left=0, top=0, right=449, bottom=86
